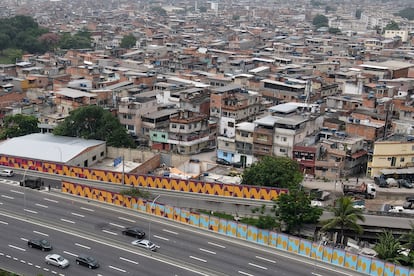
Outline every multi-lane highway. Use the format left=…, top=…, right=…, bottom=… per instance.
left=0, top=177, right=364, bottom=276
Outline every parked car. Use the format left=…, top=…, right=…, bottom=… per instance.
left=386, top=178, right=398, bottom=188
left=398, top=179, right=413, bottom=189
left=198, top=147, right=215, bottom=153
left=75, top=254, right=99, bottom=269
left=131, top=239, right=159, bottom=251
left=232, top=161, right=243, bottom=168
left=0, top=169, right=14, bottom=177
left=216, top=158, right=231, bottom=166
left=27, top=239, right=52, bottom=251
left=45, top=254, right=69, bottom=268
left=374, top=176, right=388, bottom=187
left=122, top=227, right=145, bottom=239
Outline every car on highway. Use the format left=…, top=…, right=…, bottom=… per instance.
left=122, top=227, right=145, bottom=239
left=131, top=239, right=159, bottom=251
left=27, top=238, right=52, bottom=251
left=45, top=254, right=69, bottom=268
left=75, top=254, right=100, bottom=269
left=216, top=158, right=231, bottom=166
left=0, top=169, right=14, bottom=177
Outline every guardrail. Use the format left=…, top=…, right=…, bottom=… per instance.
left=62, top=180, right=414, bottom=276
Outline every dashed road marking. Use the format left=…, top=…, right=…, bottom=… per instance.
left=120, top=256, right=139, bottom=265
left=8, top=245, right=26, bottom=251
left=71, top=212, right=84, bottom=218
left=1, top=195, right=14, bottom=200
left=189, top=256, right=207, bottom=263
left=255, top=256, right=276, bottom=263
left=35, top=203, right=48, bottom=208
left=80, top=207, right=94, bottom=212
left=118, top=216, right=135, bottom=223
left=248, top=262, right=267, bottom=270
left=33, top=230, right=48, bottom=236
left=0, top=220, right=8, bottom=225
left=24, top=209, right=38, bottom=214
left=109, top=265, right=127, bottom=273
left=208, top=242, right=226, bottom=248
left=10, top=190, right=24, bottom=195
left=163, top=229, right=178, bottom=235
left=110, top=222, right=125, bottom=228
left=153, top=235, right=169, bottom=241
left=75, top=243, right=91, bottom=250
left=60, top=218, right=75, bottom=224
left=63, top=251, right=78, bottom=257
left=102, top=229, right=118, bottom=235
left=44, top=198, right=58, bottom=203
left=238, top=271, right=254, bottom=276
left=199, top=248, right=216, bottom=255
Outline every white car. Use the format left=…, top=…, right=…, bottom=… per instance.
left=45, top=254, right=70, bottom=268
left=131, top=239, right=159, bottom=251
left=0, top=169, right=14, bottom=177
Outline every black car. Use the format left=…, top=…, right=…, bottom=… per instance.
left=122, top=227, right=145, bottom=239
left=76, top=254, right=99, bottom=269
left=27, top=239, right=52, bottom=251
left=216, top=158, right=231, bottom=166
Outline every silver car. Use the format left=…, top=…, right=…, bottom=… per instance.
left=45, top=254, right=70, bottom=268
left=131, top=239, right=159, bottom=251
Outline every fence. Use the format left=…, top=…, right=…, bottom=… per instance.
left=61, top=181, right=414, bottom=276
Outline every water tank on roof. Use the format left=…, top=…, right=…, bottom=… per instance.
left=355, top=119, right=360, bottom=123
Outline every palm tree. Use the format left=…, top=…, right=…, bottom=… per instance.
left=320, top=196, right=365, bottom=245
left=374, top=230, right=405, bottom=264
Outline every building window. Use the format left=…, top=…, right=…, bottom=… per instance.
left=223, top=152, right=228, bottom=157
left=92, top=155, right=96, bottom=161
left=161, top=134, right=166, bottom=138
left=100, top=151, right=104, bottom=157
left=228, top=122, right=234, bottom=127
left=152, top=133, right=157, bottom=137
left=172, top=124, right=177, bottom=128
left=280, top=148, right=286, bottom=153
left=282, top=137, right=287, bottom=142
left=400, top=157, right=405, bottom=162
left=179, top=125, right=185, bottom=130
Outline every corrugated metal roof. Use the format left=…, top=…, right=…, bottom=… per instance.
left=0, top=133, right=105, bottom=163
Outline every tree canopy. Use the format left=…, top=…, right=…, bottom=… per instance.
left=276, top=189, right=322, bottom=234
left=53, top=105, right=135, bottom=148
left=0, top=114, right=39, bottom=139
left=241, top=156, right=303, bottom=188
left=320, top=196, right=365, bottom=245
left=397, top=7, right=414, bottom=20
left=312, top=14, right=329, bottom=29
left=120, top=34, right=137, bottom=49
left=58, top=30, right=92, bottom=50
left=374, top=230, right=406, bottom=264
left=384, top=21, right=400, bottom=31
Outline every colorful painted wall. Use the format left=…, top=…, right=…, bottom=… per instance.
left=61, top=181, right=414, bottom=276
left=0, top=155, right=288, bottom=200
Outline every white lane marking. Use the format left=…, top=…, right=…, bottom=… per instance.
left=0, top=202, right=3, bottom=204
left=24, top=209, right=38, bottom=214
left=162, top=229, right=178, bottom=235
left=153, top=235, right=169, bottom=241
left=71, top=212, right=85, bottom=218
left=28, top=262, right=33, bottom=265
left=0, top=253, right=3, bottom=256
left=120, top=256, right=139, bottom=264
left=0, top=220, right=8, bottom=225
left=52, top=271, right=57, bottom=275
left=80, top=207, right=94, bottom=212
left=20, top=238, right=28, bottom=242
left=102, top=229, right=118, bottom=235
left=6, top=255, right=11, bottom=258
left=255, top=256, right=276, bottom=263
left=35, top=265, right=41, bottom=269
left=44, top=198, right=58, bottom=203
left=63, top=251, right=78, bottom=257
left=109, top=265, right=127, bottom=273
left=33, top=230, right=49, bottom=237
left=238, top=271, right=254, bottom=276
left=35, top=203, right=48, bottom=208
left=13, top=257, right=18, bottom=260
left=311, top=273, right=323, bottom=276
left=43, top=268, right=49, bottom=271
left=1, top=195, right=14, bottom=199
left=8, top=244, right=26, bottom=251
left=20, top=260, right=26, bottom=264
left=118, top=216, right=135, bottom=223
left=10, top=190, right=24, bottom=195
left=75, top=243, right=91, bottom=250
left=199, top=248, right=216, bottom=255
left=248, top=263, right=268, bottom=270
left=208, top=242, right=226, bottom=248
left=109, top=222, right=125, bottom=228
left=189, top=256, right=207, bottom=263
left=60, top=218, right=75, bottom=224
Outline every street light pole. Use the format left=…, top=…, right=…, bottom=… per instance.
left=148, top=195, right=161, bottom=241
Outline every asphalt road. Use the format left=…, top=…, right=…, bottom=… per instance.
left=0, top=178, right=364, bottom=276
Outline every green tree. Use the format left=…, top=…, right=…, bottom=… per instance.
left=0, top=48, right=22, bottom=63
left=53, top=105, right=135, bottom=148
left=374, top=230, right=405, bottom=264
left=0, top=33, right=10, bottom=53
left=355, top=9, right=362, bottom=19
left=120, top=34, right=137, bottom=48
left=0, top=114, right=39, bottom=139
left=276, top=189, right=322, bottom=234
left=232, top=15, right=240, bottom=21
left=312, top=14, right=329, bottom=29
left=151, top=6, right=167, bottom=16
left=384, top=20, right=400, bottom=31
left=241, top=156, right=303, bottom=188
left=320, top=196, right=365, bottom=245
left=397, top=7, right=414, bottom=20
left=250, top=205, right=280, bottom=230
left=328, top=27, right=341, bottom=34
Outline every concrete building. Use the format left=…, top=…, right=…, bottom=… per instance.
left=0, top=133, right=106, bottom=167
